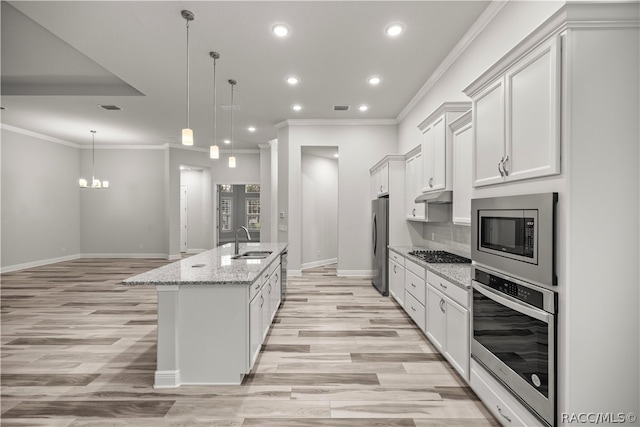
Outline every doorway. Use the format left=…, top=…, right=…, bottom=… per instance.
left=217, top=184, right=261, bottom=246
left=300, top=146, right=338, bottom=269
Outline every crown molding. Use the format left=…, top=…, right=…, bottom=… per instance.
left=1, top=123, right=80, bottom=148
left=397, top=1, right=508, bottom=122
left=277, top=118, right=397, bottom=128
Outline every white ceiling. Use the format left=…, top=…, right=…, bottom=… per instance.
left=1, top=1, right=490, bottom=149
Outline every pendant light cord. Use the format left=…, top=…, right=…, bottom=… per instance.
left=186, top=19, right=190, bottom=129
left=213, top=56, right=217, bottom=145
left=229, top=79, right=236, bottom=157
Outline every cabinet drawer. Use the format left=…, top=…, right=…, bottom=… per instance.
left=249, top=278, right=263, bottom=301
left=404, top=290, right=426, bottom=332
left=405, top=258, right=425, bottom=280
left=405, top=269, right=426, bottom=305
left=470, top=361, right=541, bottom=427
left=427, top=271, right=468, bottom=308
left=389, top=250, right=405, bottom=266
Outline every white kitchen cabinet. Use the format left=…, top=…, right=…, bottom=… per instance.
left=451, top=110, right=473, bottom=225
left=269, top=263, right=281, bottom=321
left=404, top=259, right=426, bottom=333
left=405, top=149, right=425, bottom=220
left=417, top=102, right=470, bottom=194
left=425, top=271, right=470, bottom=380
left=466, top=35, right=560, bottom=187
left=370, top=162, right=389, bottom=198
left=248, top=282, right=263, bottom=369
left=389, top=257, right=405, bottom=307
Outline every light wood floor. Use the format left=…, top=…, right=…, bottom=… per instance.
left=1, top=259, right=499, bottom=426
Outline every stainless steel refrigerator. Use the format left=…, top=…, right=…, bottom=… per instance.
left=371, top=197, right=389, bottom=296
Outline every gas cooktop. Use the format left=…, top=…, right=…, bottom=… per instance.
left=407, top=250, right=471, bottom=264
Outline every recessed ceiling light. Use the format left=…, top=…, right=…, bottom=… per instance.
left=359, top=105, right=369, bottom=112
left=386, top=23, right=404, bottom=37
left=248, top=126, right=256, bottom=132
left=272, top=24, right=290, bottom=37
left=292, top=104, right=303, bottom=111
left=224, top=139, right=231, bottom=144
left=368, top=76, right=382, bottom=86
left=286, top=76, right=299, bottom=85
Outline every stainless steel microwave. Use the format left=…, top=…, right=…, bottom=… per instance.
left=471, top=193, right=557, bottom=287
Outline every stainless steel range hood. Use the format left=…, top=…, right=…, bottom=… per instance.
left=415, top=190, right=452, bottom=204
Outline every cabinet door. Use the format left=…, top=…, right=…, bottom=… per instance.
left=249, top=291, right=262, bottom=369
left=405, top=154, right=425, bottom=220
left=422, top=125, right=435, bottom=192
left=270, top=268, right=281, bottom=320
left=452, top=122, right=473, bottom=225
left=261, top=284, right=271, bottom=340
left=380, top=163, right=389, bottom=195
left=444, top=298, right=470, bottom=380
left=426, top=286, right=445, bottom=351
left=431, top=116, right=447, bottom=191
left=473, top=78, right=505, bottom=187
left=389, top=259, right=405, bottom=307
left=505, top=35, right=560, bottom=182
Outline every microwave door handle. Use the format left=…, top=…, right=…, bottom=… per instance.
left=472, top=281, right=550, bottom=323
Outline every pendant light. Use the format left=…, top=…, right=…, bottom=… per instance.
left=209, top=51, right=220, bottom=159
left=79, top=130, right=109, bottom=189
left=181, top=10, right=194, bottom=146
left=228, top=79, right=237, bottom=168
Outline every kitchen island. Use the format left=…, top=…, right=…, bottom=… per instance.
left=123, top=242, right=288, bottom=388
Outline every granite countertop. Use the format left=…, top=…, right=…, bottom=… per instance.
left=123, top=242, right=288, bottom=286
left=389, top=246, right=471, bottom=290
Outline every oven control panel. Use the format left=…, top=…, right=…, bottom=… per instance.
left=474, top=268, right=544, bottom=310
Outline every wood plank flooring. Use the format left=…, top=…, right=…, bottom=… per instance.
left=1, top=259, right=499, bottom=426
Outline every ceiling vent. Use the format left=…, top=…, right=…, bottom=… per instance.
left=333, top=105, right=350, bottom=111
left=220, top=104, right=240, bottom=111
left=99, top=104, right=122, bottom=111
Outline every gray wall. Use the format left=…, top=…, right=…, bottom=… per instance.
left=80, top=148, right=165, bottom=256
left=1, top=127, right=80, bottom=270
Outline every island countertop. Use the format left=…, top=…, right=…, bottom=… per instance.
left=123, top=242, right=288, bottom=286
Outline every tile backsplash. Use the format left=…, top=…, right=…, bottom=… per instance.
left=418, top=221, right=471, bottom=258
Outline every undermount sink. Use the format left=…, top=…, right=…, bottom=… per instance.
left=231, top=250, right=272, bottom=260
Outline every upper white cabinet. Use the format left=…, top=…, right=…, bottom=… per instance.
left=370, top=162, right=389, bottom=198
left=417, top=102, right=471, bottom=194
left=465, top=35, right=561, bottom=187
left=451, top=110, right=473, bottom=225
left=405, top=148, right=425, bottom=220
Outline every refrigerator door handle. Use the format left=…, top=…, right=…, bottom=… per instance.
left=372, top=213, right=377, bottom=257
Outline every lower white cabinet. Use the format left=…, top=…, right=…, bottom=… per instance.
left=249, top=259, right=281, bottom=370
left=248, top=285, right=264, bottom=368
left=425, top=272, right=470, bottom=380
left=389, top=258, right=405, bottom=307
left=405, top=289, right=426, bottom=332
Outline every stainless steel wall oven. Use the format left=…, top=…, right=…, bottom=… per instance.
left=471, top=193, right=558, bottom=426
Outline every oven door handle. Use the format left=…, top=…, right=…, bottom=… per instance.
left=472, top=281, right=550, bottom=323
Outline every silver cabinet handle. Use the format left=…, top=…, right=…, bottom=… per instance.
left=275, top=274, right=279, bottom=281
left=411, top=283, right=416, bottom=288
left=498, top=157, right=505, bottom=177
left=412, top=208, right=416, bottom=217
left=380, top=185, right=383, bottom=192
left=260, top=295, right=264, bottom=307
left=440, top=298, right=446, bottom=313
left=254, top=283, right=260, bottom=290
left=439, top=282, right=447, bottom=290
left=393, top=265, right=397, bottom=274
left=428, top=177, right=434, bottom=188
left=503, top=155, right=510, bottom=176
left=497, top=405, right=512, bottom=423
left=411, top=306, right=416, bottom=312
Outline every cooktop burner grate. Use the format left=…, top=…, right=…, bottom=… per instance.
left=407, top=250, right=471, bottom=264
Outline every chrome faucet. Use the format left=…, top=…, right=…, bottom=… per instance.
left=235, top=226, right=251, bottom=255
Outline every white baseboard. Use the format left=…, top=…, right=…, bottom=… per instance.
left=301, top=257, right=337, bottom=270
left=287, top=270, right=302, bottom=277
left=2, top=252, right=174, bottom=273
left=337, top=270, right=374, bottom=277
left=1, top=254, right=81, bottom=273
left=154, top=369, right=181, bottom=388
left=80, top=253, right=168, bottom=259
